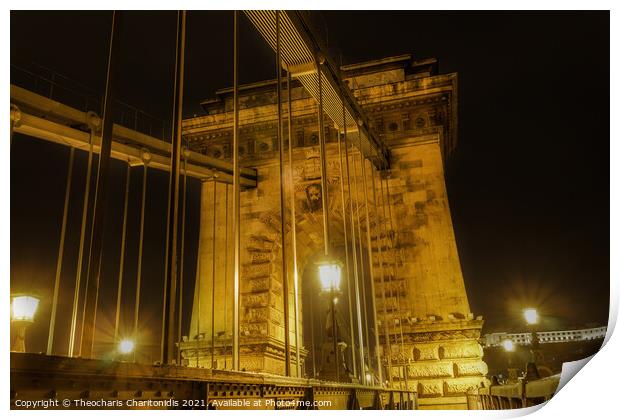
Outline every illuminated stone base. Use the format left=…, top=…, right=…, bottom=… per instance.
left=179, top=337, right=307, bottom=375
left=384, top=317, right=489, bottom=410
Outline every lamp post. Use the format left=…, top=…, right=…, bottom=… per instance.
left=523, top=308, right=540, bottom=362
left=10, top=294, right=40, bottom=353
left=318, top=262, right=342, bottom=382
left=502, top=338, right=518, bottom=383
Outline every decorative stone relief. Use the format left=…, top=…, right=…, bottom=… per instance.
left=259, top=211, right=282, bottom=234
left=413, top=344, right=440, bottom=361
left=417, top=380, right=444, bottom=397
left=407, top=329, right=481, bottom=343
left=247, top=276, right=273, bottom=293
left=443, top=378, right=481, bottom=396
left=242, top=262, right=272, bottom=279
left=250, top=251, right=274, bottom=264
left=242, top=291, right=269, bottom=308
left=269, top=309, right=284, bottom=326
left=408, top=362, right=453, bottom=379
left=243, top=307, right=284, bottom=326
left=240, top=355, right=264, bottom=372
left=240, top=322, right=268, bottom=337
left=439, top=341, right=482, bottom=359
left=304, top=184, right=322, bottom=212
left=248, top=235, right=277, bottom=252
left=454, top=361, right=488, bottom=377
left=244, top=307, right=270, bottom=323
left=302, top=149, right=321, bottom=180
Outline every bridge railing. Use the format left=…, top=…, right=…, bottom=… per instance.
left=466, top=374, right=560, bottom=410
left=10, top=353, right=416, bottom=410
left=10, top=63, right=172, bottom=141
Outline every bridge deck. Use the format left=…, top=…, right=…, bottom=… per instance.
left=10, top=353, right=416, bottom=410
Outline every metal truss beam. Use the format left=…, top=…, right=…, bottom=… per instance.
left=10, top=85, right=257, bottom=187
left=244, top=11, right=390, bottom=170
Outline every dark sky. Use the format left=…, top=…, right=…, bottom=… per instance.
left=10, top=11, right=609, bottom=357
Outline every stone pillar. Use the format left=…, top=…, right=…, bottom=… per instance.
left=181, top=180, right=234, bottom=369
left=181, top=162, right=306, bottom=374
left=373, top=135, right=489, bottom=409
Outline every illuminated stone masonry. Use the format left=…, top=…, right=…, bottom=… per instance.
left=180, top=54, right=488, bottom=409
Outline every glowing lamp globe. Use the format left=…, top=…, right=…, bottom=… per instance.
left=502, top=339, right=515, bottom=352
left=318, top=263, right=342, bottom=293
left=523, top=308, right=539, bottom=325
left=118, top=339, right=135, bottom=354
left=11, top=295, right=40, bottom=322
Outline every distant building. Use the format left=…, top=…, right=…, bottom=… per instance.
left=483, top=326, right=607, bottom=347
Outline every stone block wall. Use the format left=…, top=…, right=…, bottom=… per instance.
left=180, top=55, right=490, bottom=407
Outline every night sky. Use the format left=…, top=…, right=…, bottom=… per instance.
left=10, top=11, right=609, bottom=357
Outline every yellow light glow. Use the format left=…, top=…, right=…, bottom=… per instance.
left=523, top=308, right=539, bottom=325
left=318, top=263, right=342, bottom=293
left=502, top=339, right=515, bottom=352
left=11, top=295, right=40, bottom=322
left=118, top=339, right=135, bottom=354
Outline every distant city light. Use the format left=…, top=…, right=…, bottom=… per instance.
left=523, top=308, right=539, bottom=325
left=118, top=339, right=135, bottom=354
left=11, top=295, right=40, bottom=322
left=502, top=339, right=515, bottom=352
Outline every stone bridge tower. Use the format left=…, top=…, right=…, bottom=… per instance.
left=180, top=54, right=488, bottom=409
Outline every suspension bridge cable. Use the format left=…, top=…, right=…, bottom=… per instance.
left=133, top=155, right=149, bottom=362
left=384, top=174, right=410, bottom=391
left=316, top=53, right=340, bottom=382
left=361, top=153, right=383, bottom=385
left=79, top=10, right=123, bottom=358
left=68, top=128, right=94, bottom=357
left=370, top=164, right=393, bottom=387
left=211, top=181, right=217, bottom=369
left=309, top=285, right=317, bottom=378
left=287, top=70, right=302, bottom=377
left=113, top=162, right=131, bottom=345
left=161, top=9, right=186, bottom=365
left=47, top=147, right=75, bottom=355
left=343, top=111, right=365, bottom=384
left=378, top=174, right=404, bottom=390
left=223, top=184, right=229, bottom=369
left=231, top=10, right=241, bottom=372
left=352, top=133, right=371, bottom=383
left=196, top=246, right=202, bottom=368
left=337, top=123, right=357, bottom=378
left=177, top=142, right=189, bottom=366
left=275, top=11, right=291, bottom=376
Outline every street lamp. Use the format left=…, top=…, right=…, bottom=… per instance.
left=523, top=308, right=541, bottom=366
left=502, top=338, right=515, bottom=353
left=118, top=339, right=135, bottom=355
left=318, top=261, right=342, bottom=382
left=318, top=263, right=342, bottom=294
left=523, top=308, right=538, bottom=325
left=501, top=338, right=518, bottom=383
left=10, top=294, right=40, bottom=352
